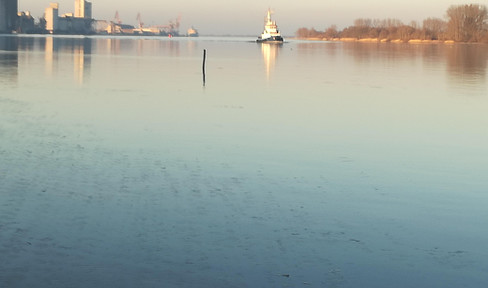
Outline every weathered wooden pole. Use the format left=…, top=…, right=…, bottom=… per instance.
left=202, top=49, right=207, bottom=86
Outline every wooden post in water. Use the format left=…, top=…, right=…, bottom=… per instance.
left=202, top=49, right=207, bottom=86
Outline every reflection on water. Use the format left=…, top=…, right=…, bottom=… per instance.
left=260, top=43, right=281, bottom=80
left=0, top=37, right=18, bottom=85
left=295, top=41, right=487, bottom=93
left=447, top=44, right=487, bottom=89
left=94, top=37, right=181, bottom=57
left=73, top=39, right=91, bottom=84
left=44, top=37, right=57, bottom=77
left=1, top=35, right=488, bottom=288
left=4, top=36, right=485, bottom=90
left=104, top=38, right=121, bottom=55
left=43, top=37, right=92, bottom=84
left=296, top=41, right=340, bottom=56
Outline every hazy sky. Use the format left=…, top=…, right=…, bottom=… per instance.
left=18, top=0, right=470, bottom=35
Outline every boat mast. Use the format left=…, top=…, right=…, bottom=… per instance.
left=266, top=8, right=272, bottom=24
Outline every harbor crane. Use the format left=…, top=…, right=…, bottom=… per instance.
left=114, top=11, right=121, bottom=24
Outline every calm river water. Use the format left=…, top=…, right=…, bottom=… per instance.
left=1, top=35, right=487, bottom=287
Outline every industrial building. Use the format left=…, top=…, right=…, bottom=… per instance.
left=17, top=11, right=36, bottom=33
left=44, top=1, right=93, bottom=34
left=44, top=3, right=59, bottom=33
left=0, top=0, right=18, bottom=33
left=75, top=0, right=91, bottom=19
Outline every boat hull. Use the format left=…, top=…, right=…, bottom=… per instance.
left=256, top=36, right=284, bottom=43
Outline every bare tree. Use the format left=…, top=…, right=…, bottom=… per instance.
left=324, top=25, right=339, bottom=39
left=296, top=27, right=322, bottom=38
left=446, top=4, right=488, bottom=42
left=354, top=18, right=372, bottom=28
left=409, top=21, right=419, bottom=29
left=423, top=18, right=447, bottom=40
left=295, top=5, right=488, bottom=43
left=383, top=18, right=404, bottom=28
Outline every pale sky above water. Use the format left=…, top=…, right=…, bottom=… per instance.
left=18, top=0, right=471, bottom=35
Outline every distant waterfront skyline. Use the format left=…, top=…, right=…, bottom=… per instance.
left=18, top=0, right=472, bottom=35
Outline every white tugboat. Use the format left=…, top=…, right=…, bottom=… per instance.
left=256, top=9, right=284, bottom=43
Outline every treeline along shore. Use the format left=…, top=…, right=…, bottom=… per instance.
left=296, top=4, right=488, bottom=43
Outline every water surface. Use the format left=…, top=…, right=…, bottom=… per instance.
left=1, top=35, right=487, bottom=287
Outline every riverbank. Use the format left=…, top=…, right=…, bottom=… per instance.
left=293, top=37, right=457, bottom=44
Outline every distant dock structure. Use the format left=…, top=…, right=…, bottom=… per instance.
left=0, top=0, right=18, bottom=33
left=0, top=0, right=185, bottom=36
left=103, top=12, right=181, bottom=36
left=187, top=27, right=199, bottom=37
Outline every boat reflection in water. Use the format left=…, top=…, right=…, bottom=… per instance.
left=261, top=42, right=282, bottom=80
